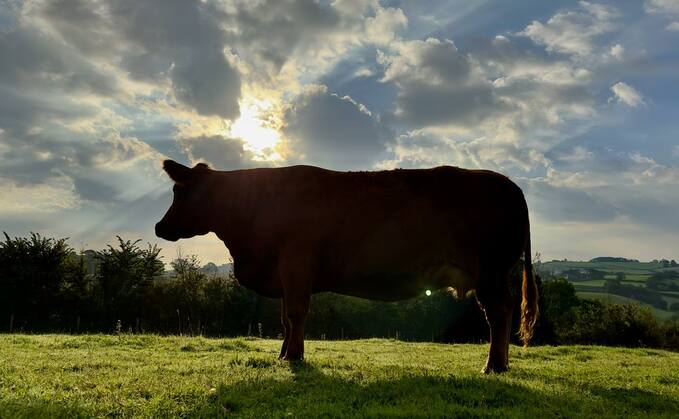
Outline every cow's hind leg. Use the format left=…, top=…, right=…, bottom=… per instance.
left=476, top=281, right=514, bottom=374
left=279, top=298, right=291, bottom=359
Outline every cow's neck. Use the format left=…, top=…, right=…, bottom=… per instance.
left=209, top=170, right=263, bottom=260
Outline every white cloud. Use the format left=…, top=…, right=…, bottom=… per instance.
left=0, top=176, right=80, bottom=214
left=610, top=44, right=624, bottom=59
left=610, top=82, right=645, bottom=107
left=517, top=1, right=618, bottom=58
left=645, top=0, right=679, bottom=15
left=645, top=0, right=679, bottom=30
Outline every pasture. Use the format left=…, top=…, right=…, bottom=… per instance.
left=538, top=260, right=679, bottom=319
left=1, top=335, right=678, bottom=418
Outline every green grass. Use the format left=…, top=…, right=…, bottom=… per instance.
left=1, top=335, right=678, bottom=418
left=625, top=274, right=652, bottom=282
left=571, top=279, right=606, bottom=287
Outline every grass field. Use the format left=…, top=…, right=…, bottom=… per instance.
left=1, top=335, right=678, bottom=418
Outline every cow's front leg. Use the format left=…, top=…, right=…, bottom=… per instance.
left=279, top=298, right=291, bottom=359
left=282, top=292, right=310, bottom=361
left=279, top=246, right=313, bottom=361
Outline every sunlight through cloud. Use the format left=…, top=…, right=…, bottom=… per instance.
left=230, top=99, right=282, bottom=160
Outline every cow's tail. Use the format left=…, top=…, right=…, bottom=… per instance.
left=519, top=219, right=539, bottom=347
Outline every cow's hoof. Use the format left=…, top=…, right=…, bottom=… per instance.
left=482, top=363, right=508, bottom=374
left=282, top=354, right=304, bottom=362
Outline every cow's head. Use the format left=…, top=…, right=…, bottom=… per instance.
left=155, top=160, right=214, bottom=242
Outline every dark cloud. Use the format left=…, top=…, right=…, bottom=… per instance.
left=10, top=0, right=243, bottom=119
left=394, top=80, right=510, bottom=128
left=224, top=0, right=342, bottom=75
left=40, top=0, right=114, bottom=55
left=109, top=0, right=242, bottom=119
left=0, top=26, right=118, bottom=95
left=380, top=38, right=513, bottom=129
left=283, top=86, right=391, bottom=169
left=180, top=135, right=259, bottom=170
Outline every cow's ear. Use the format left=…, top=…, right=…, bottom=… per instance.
left=163, top=160, right=192, bottom=183
left=194, top=162, right=210, bottom=170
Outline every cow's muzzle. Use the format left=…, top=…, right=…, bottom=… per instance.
left=155, top=222, right=179, bottom=242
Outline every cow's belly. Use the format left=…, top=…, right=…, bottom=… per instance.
left=233, top=259, right=283, bottom=298
left=319, top=218, right=480, bottom=301
left=327, top=262, right=476, bottom=302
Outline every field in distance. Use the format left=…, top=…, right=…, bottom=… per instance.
left=1, top=335, right=678, bottom=418
left=538, top=258, right=679, bottom=319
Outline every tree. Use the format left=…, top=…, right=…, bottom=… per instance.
left=94, top=237, right=164, bottom=330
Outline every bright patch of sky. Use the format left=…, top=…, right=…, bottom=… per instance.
left=1, top=0, right=677, bottom=263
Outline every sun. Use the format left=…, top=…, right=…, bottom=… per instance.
left=230, top=99, right=282, bottom=159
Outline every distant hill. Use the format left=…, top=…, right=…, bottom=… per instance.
left=537, top=258, right=679, bottom=320
left=589, top=256, right=640, bottom=263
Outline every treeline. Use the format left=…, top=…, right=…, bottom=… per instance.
left=536, top=279, right=678, bottom=348
left=1, top=233, right=678, bottom=349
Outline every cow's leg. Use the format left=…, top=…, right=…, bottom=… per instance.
left=476, top=283, right=514, bottom=374
left=279, top=248, right=313, bottom=361
left=279, top=298, right=291, bottom=359
left=281, top=291, right=310, bottom=361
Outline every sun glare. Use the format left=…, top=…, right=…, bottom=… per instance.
left=230, top=99, right=281, bottom=159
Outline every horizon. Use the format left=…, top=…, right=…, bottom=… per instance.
left=1, top=0, right=678, bottom=263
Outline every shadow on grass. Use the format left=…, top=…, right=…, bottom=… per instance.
left=189, top=361, right=679, bottom=418
left=3, top=360, right=677, bottom=418
left=0, top=399, right=93, bottom=419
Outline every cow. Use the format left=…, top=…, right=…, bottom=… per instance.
left=155, top=160, right=538, bottom=373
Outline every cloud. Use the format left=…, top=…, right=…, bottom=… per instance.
left=645, top=0, right=679, bottom=31
left=209, top=0, right=406, bottom=92
left=0, top=176, right=80, bottom=215
left=179, top=135, right=259, bottom=170
left=375, top=30, right=598, bottom=173
left=610, top=82, right=645, bottom=107
left=283, top=85, right=391, bottom=169
left=109, top=0, right=242, bottom=119
left=378, top=38, right=512, bottom=130
left=610, top=44, right=624, bottom=59
left=645, top=0, right=679, bottom=15
left=517, top=1, right=618, bottom=58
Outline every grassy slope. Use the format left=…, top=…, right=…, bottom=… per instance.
left=1, top=335, right=678, bottom=418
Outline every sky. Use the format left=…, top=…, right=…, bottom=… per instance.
left=1, top=0, right=678, bottom=264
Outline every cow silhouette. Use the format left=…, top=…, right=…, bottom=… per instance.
left=156, top=160, right=538, bottom=373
